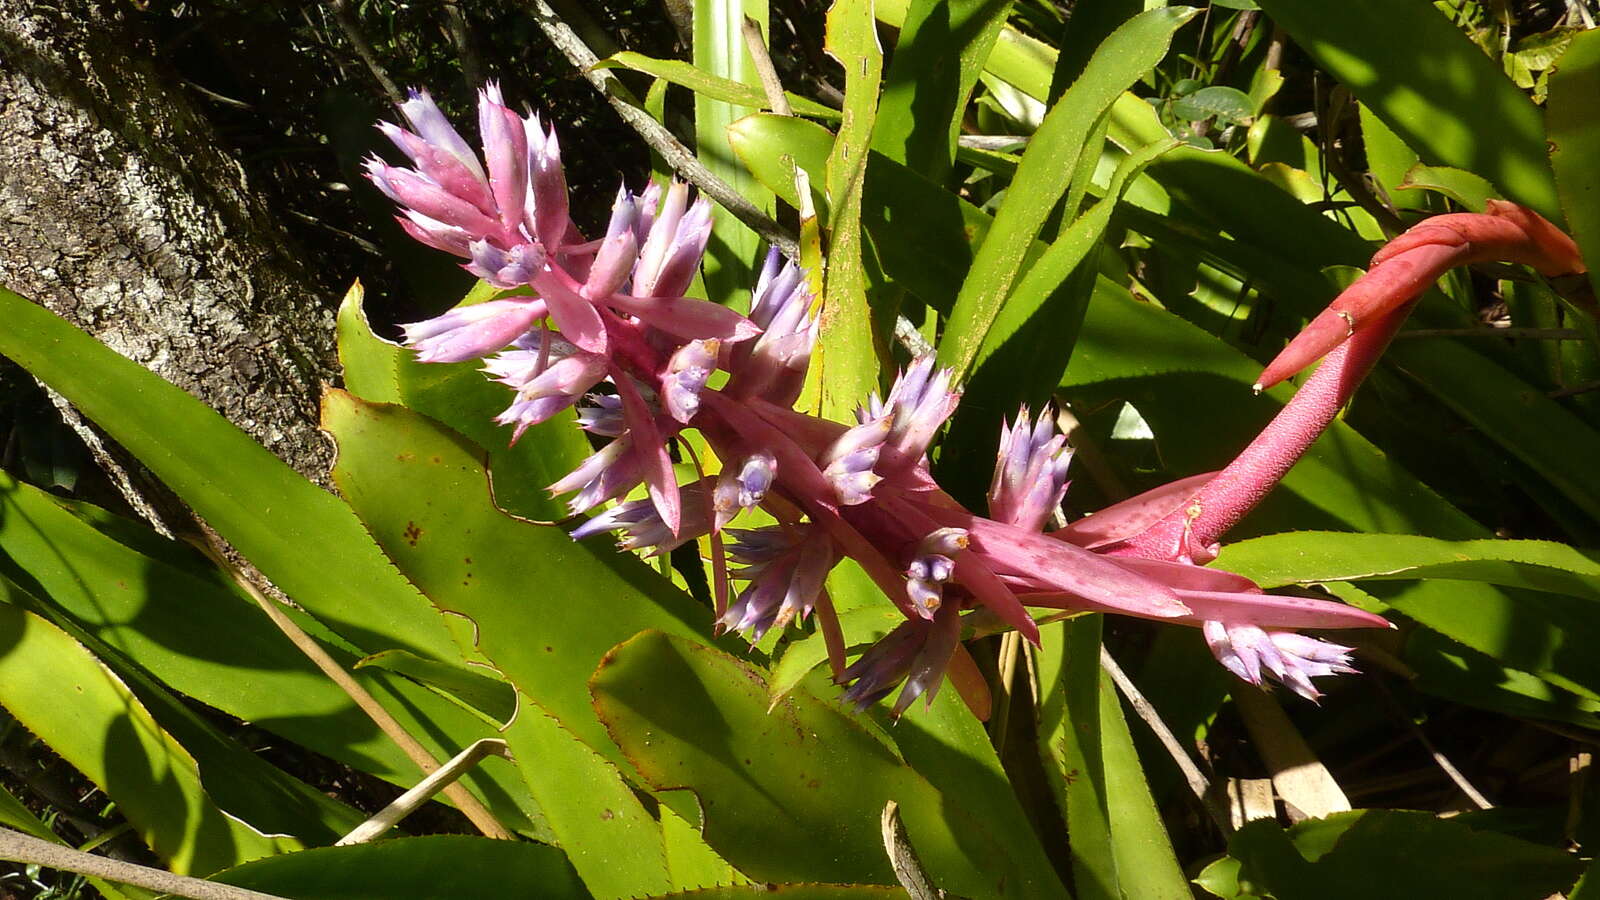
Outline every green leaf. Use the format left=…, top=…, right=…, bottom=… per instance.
left=1404, top=626, right=1600, bottom=730
left=1171, top=85, right=1254, bottom=125
left=596, top=51, right=840, bottom=120
left=1385, top=337, right=1600, bottom=522
left=693, top=0, right=772, bottom=305
left=590, top=630, right=1065, bottom=897
left=938, top=7, right=1198, bottom=379
left=1199, top=811, right=1583, bottom=900
left=1571, top=857, right=1600, bottom=900
left=335, top=281, right=403, bottom=404
left=500, top=694, right=676, bottom=897
left=321, top=391, right=710, bottom=763
left=354, top=649, right=515, bottom=724
left=871, top=0, right=1016, bottom=181
left=392, top=330, right=591, bottom=525
left=1251, top=0, right=1559, bottom=219
left=0, top=287, right=459, bottom=662
left=1035, top=617, right=1188, bottom=900
left=0, top=595, right=292, bottom=874
left=1213, top=531, right=1600, bottom=594
left=0, top=473, right=541, bottom=839
left=1547, top=29, right=1600, bottom=308
left=1397, top=164, right=1498, bottom=211
left=811, top=0, right=887, bottom=421
left=211, top=836, right=589, bottom=899
left=1215, top=532, right=1600, bottom=697
left=768, top=605, right=902, bottom=705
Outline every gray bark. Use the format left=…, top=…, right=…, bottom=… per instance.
left=0, top=0, right=337, bottom=482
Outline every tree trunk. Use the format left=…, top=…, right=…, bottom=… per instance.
left=0, top=0, right=337, bottom=483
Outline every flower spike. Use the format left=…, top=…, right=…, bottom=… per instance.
left=375, top=83, right=1400, bottom=715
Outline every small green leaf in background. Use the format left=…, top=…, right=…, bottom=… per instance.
left=211, top=835, right=590, bottom=899
left=1171, top=86, right=1254, bottom=126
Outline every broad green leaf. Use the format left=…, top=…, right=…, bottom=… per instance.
left=211, top=836, right=589, bottom=899
left=938, top=6, right=1198, bottom=379
left=694, top=0, right=772, bottom=305
left=335, top=281, right=403, bottom=404
left=872, top=0, right=1016, bottom=181
left=596, top=52, right=840, bottom=120
left=1036, top=617, right=1188, bottom=900
left=590, top=630, right=1065, bottom=898
left=0, top=595, right=291, bottom=874
left=0, top=474, right=541, bottom=838
left=660, top=795, right=745, bottom=891
left=0, top=287, right=458, bottom=662
left=1251, top=0, right=1559, bottom=219
left=812, top=0, right=887, bottom=421
left=501, top=695, right=675, bottom=897
left=1197, top=811, right=1583, bottom=900
left=1547, top=29, right=1600, bottom=306
left=885, top=682, right=1065, bottom=900
left=322, top=391, right=710, bottom=763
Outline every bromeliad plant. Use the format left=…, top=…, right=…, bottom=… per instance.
left=2, top=2, right=1600, bottom=899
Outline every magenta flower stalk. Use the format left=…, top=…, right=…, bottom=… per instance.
left=369, top=86, right=1394, bottom=713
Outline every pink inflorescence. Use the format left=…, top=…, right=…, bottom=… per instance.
left=368, top=85, right=1390, bottom=714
